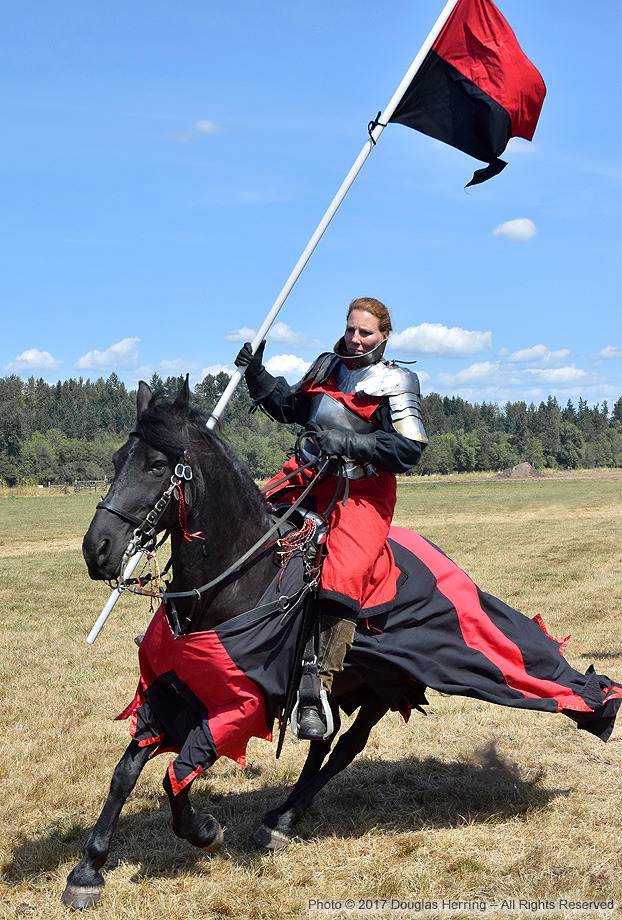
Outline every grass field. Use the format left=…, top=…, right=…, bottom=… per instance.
left=0, top=475, right=621, bottom=920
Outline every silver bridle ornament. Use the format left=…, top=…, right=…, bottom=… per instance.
left=87, top=454, right=193, bottom=645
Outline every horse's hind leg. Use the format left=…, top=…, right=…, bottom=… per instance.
left=255, top=694, right=388, bottom=849
left=162, top=766, right=224, bottom=852
left=254, top=704, right=341, bottom=850
left=62, top=740, right=152, bottom=910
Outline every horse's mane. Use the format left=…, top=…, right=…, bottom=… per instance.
left=134, top=399, right=205, bottom=458
left=134, top=397, right=269, bottom=518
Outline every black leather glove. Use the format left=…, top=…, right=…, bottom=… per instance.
left=314, top=428, right=376, bottom=464
left=234, top=340, right=266, bottom=375
left=234, top=341, right=277, bottom=401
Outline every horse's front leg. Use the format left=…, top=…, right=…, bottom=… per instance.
left=162, top=766, right=224, bottom=852
left=62, top=739, right=153, bottom=910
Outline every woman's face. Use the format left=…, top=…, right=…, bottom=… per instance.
left=343, top=309, right=389, bottom=356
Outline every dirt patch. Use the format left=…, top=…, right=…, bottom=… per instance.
left=0, top=538, right=81, bottom=558
left=493, top=462, right=546, bottom=481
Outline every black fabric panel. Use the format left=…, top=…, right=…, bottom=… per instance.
left=389, top=50, right=511, bottom=164
left=134, top=670, right=218, bottom=769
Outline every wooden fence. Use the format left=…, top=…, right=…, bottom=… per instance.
left=73, top=480, right=108, bottom=494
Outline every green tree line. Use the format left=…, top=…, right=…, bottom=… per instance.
left=0, top=373, right=620, bottom=486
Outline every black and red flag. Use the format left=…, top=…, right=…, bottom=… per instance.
left=388, top=0, right=546, bottom=185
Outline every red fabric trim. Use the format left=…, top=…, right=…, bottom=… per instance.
left=168, top=760, right=204, bottom=796
left=532, top=613, right=570, bottom=656
left=389, top=527, right=594, bottom=713
left=300, top=376, right=382, bottom=423
left=394, top=700, right=412, bottom=723
left=137, top=734, right=165, bottom=749
left=433, top=0, right=545, bottom=139
left=265, top=461, right=400, bottom=610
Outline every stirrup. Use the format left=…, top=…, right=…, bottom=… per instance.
left=290, top=685, right=334, bottom=741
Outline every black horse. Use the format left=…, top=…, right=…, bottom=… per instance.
left=63, top=379, right=621, bottom=909
left=62, top=380, right=396, bottom=909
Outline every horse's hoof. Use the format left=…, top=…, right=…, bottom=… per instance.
left=253, top=823, right=291, bottom=851
left=203, top=822, right=224, bottom=853
left=61, top=882, right=104, bottom=910
left=173, top=814, right=225, bottom=852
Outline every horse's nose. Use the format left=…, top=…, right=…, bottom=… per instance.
left=95, top=537, right=111, bottom=570
left=82, top=531, right=113, bottom=580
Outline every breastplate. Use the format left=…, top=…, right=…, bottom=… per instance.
left=304, top=364, right=376, bottom=478
left=307, top=393, right=375, bottom=435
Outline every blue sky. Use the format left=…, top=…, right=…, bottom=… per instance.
left=1, top=0, right=620, bottom=410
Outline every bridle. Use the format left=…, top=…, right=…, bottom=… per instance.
left=97, top=446, right=194, bottom=572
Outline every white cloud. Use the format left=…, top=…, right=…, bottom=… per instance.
left=5, top=348, right=63, bottom=373
left=506, top=345, right=570, bottom=365
left=591, top=345, right=622, bottom=361
left=414, top=369, right=431, bottom=386
left=132, top=365, right=155, bottom=382
left=225, top=327, right=256, bottom=343
left=267, top=322, right=323, bottom=350
left=492, top=218, right=537, bottom=242
left=391, top=323, right=492, bottom=357
left=75, top=337, right=139, bottom=370
left=265, top=354, right=311, bottom=381
left=158, top=359, right=204, bottom=377
left=201, top=364, right=233, bottom=378
left=431, top=354, right=606, bottom=404
left=171, top=119, right=223, bottom=142
left=225, top=323, right=322, bottom=350
left=437, top=361, right=501, bottom=386
left=524, top=365, right=588, bottom=384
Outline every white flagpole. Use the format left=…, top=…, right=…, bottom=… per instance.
left=86, top=0, right=462, bottom=645
left=86, top=550, right=143, bottom=644
left=207, top=0, right=461, bottom=430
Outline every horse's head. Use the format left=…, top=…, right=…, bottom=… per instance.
left=82, top=378, right=197, bottom=581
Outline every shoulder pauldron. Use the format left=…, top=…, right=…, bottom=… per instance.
left=355, top=363, right=428, bottom=444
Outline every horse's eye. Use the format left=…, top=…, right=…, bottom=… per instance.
left=150, top=459, right=167, bottom=473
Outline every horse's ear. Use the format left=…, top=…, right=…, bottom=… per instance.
left=172, top=374, right=190, bottom=415
left=136, top=380, right=152, bottom=420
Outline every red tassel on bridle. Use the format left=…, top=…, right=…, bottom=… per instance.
left=175, top=484, right=204, bottom=543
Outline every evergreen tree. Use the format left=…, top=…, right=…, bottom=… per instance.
left=454, top=429, right=480, bottom=473
left=506, top=401, right=529, bottom=456
left=0, top=373, right=620, bottom=481
left=555, top=421, right=585, bottom=470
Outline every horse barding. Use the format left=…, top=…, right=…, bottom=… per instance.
left=63, top=379, right=622, bottom=909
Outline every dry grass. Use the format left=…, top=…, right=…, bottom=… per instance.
left=0, top=480, right=621, bottom=920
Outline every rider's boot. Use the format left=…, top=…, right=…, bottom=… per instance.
left=297, top=612, right=356, bottom=740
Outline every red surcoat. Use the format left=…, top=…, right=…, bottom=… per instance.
left=263, top=375, right=401, bottom=615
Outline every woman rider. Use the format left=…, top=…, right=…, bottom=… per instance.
left=235, top=297, right=428, bottom=738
